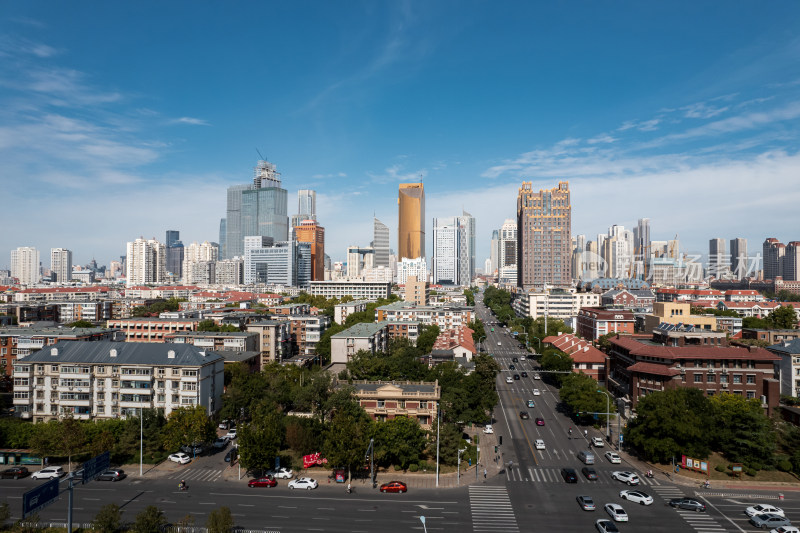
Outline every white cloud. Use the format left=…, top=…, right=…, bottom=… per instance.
left=587, top=134, right=617, bottom=145
left=681, top=102, right=729, bottom=119
left=170, top=117, right=210, bottom=126
left=366, top=164, right=427, bottom=184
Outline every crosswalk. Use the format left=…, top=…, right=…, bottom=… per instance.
left=651, top=485, right=728, bottom=533
left=504, top=466, right=662, bottom=485
left=166, top=467, right=224, bottom=482
left=469, top=486, right=519, bottom=532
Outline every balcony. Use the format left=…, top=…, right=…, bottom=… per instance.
left=119, top=387, right=153, bottom=395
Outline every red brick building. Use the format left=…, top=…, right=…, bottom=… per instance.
left=607, top=334, right=780, bottom=415
left=543, top=332, right=606, bottom=382
left=577, top=308, right=634, bottom=341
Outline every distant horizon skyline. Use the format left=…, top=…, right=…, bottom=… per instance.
left=2, top=3, right=800, bottom=269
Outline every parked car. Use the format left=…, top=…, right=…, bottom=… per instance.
left=248, top=476, right=278, bottom=488
left=591, top=437, right=605, bottom=447
left=168, top=453, right=191, bottom=465
left=225, top=429, right=238, bottom=440
left=595, top=519, right=620, bottom=533
left=224, top=448, right=237, bottom=463
left=212, top=437, right=230, bottom=449
left=577, top=495, right=596, bottom=511
left=668, top=497, right=706, bottom=512
left=605, top=451, right=622, bottom=464
left=288, top=477, right=318, bottom=490
left=266, top=467, right=293, bottom=479
left=604, top=503, right=628, bottom=522
left=512, top=357, right=518, bottom=362
left=611, top=471, right=640, bottom=485
left=0, top=466, right=29, bottom=479
left=380, top=481, right=408, bottom=493
left=97, top=469, right=126, bottom=482
left=750, top=514, right=792, bottom=530
left=509, top=364, right=515, bottom=370
left=560, top=468, right=578, bottom=483
left=746, top=504, right=785, bottom=518
left=483, top=425, right=494, bottom=434
left=31, top=467, right=65, bottom=480
left=619, top=490, right=653, bottom=505
left=180, top=443, right=206, bottom=456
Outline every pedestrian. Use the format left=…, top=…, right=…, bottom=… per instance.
left=484, top=468, right=487, bottom=479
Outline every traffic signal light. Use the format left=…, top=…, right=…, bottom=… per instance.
left=495, top=445, right=498, bottom=453
left=499, top=435, right=503, bottom=445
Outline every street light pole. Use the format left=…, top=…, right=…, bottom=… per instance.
left=457, top=448, right=465, bottom=486
left=140, top=408, right=143, bottom=477
left=598, top=389, right=611, bottom=439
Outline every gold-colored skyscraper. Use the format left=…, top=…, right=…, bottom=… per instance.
left=516, top=181, right=572, bottom=289
left=398, top=183, right=425, bottom=259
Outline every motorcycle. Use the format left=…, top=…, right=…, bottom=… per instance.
left=645, top=471, right=654, bottom=479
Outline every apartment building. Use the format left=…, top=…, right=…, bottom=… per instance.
left=333, top=300, right=369, bottom=325
left=163, top=331, right=259, bottom=352
left=767, top=339, right=800, bottom=398
left=577, top=308, right=635, bottom=340
left=643, top=302, right=717, bottom=333
left=384, top=321, right=420, bottom=345
left=330, top=322, right=389, bottom=365
left=374, top=302, right=473, bottom=331
left=12, top=341, right=224, bottom=422
left=107, top=318, right=199, bottom=342
left=245, top=320, right=290, bottom=368
left=309, top=281, right=392, bottom=300
left=0, top=326, right=123, bottom=368
left=514, top=289, right=600, bottom=325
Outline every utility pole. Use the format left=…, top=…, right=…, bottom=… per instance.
left=435, top=408, right=441, bottom=487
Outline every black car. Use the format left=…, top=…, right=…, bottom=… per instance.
left=561, top=468, right=578, bottom=483
left=513, top=374, right=520, bottom=380
left=97, top=469, right=126, bottom=482
left=509, top=364, right=515, bottom=370
left=581, top=466, right=598, bottom=480
left=225, top=448, right=238, bottom=463
left=0, top=466, right=29, bottom=479
left=512, top=357, right=518, bottom=362
left=521, top=371, right=528, bottom=378
left=180, top=443, right=206, bottom=456
left=519, top=411, right=530, bottom=419
left=668, top=498, right=706, bottom=512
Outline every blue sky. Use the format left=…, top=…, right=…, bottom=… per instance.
left=2, top=2, right=800, bottom=269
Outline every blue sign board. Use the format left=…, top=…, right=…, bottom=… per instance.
left=619, top=434, right=624, bottom=444
left=82, top=451, right=110, bottom=484
left=23, top=478, right=59, bottom=518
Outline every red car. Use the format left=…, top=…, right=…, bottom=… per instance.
left=248, top=476, right=278, bottom=488
left=535, top=417, right=545, bottom=426
left=380, top=481, right=408, bottom=493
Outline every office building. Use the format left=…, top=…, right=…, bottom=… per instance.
left=165, top=230, right=180, bottom=248
left=730, top=238, right=748, bottom=280
left=125, top=238, right=166, bottom=287
left=346, top=246, right=374, bottom=278
left=373, top=218, right=390, bottom=268
left=498, top=220, right=517, bottom=285
left=290, top=189, right=317, bottom=231
left=215, top=258, right=244, bottom=286
left=50, top=248, right=72, bottom=283
left=11, top=247, right=40, bottom=285
left=244, top=239, right=311, bottom=286
left=764, top=238, right=786, bottom=281
left=295, top=220, right=325, bottom=281
left=461, top=210, right=476, bottom=283
left=489, top=229, right=499, bottom=276
left=432, top=212, right=474, bottom=286
left=165, top=230, right=184, bottom=281
left=708, top=238, right=727, bottom=279
left=633, top=218, right=650, bottom=280
left=12, top=341, right=223, bottom=421
left=223, top=160, right=289, bottom=259
left=309, top=280, right=392, bottom=300
left=516, top=181, right=572, bottom=289
left=397, top=257, right=427, bottom=285
left=398, top=183, right=425, bottom=260
left=786, top=242, right=800, bottom=282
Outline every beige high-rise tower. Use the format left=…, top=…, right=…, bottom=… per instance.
left=398, top=183, right=425, bottom=260
left=517, top=181, right=572, bottom=289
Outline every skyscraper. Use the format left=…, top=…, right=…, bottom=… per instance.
left=432, top=217, right=458, bottom=285
left=295, top=219, right=325, bottom=281
left=244, top=240, right=311, bottom=286
left=763, top=238, right=785, bottom=280
left=461, top=210, right=476, bottom=283
left=223, top=160, right=289, bottom=259
left=398, top=183, right=425, bottom=260
left=489, top=229, right=500, bottom=276
left=634, top=218, right=651, bottom=280
left=730, top=238, right=748, bottom=280
left=373, top=218, right=390, bottom=268
left=50, top=248, right=72, bottom=283
left=125, top=238, right=166, bottom=287
left=708, top=238, right=727, bottom=279
left=11, top=247, right=40, bottom=285
left=785, top=242, right=800, bottom=282
left=498, top=219, right=517, bottom=285
left=165, top=230, right=180, bottom=248
left=165, top=230, right=184, bottom=281
left=516, top=181, right=572, bottom=289
left=291, top=189, right=317, bottom=230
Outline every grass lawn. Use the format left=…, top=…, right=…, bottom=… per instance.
left=657, top=451, right=799, bottom=483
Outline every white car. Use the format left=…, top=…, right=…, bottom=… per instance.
left=746, top=504, right=785, bottom=517
left=497, top=342, right=502, bottom=346
left=604, top=503, right=628, bottom=522
left=768, top=527, right=799, bottom=533
left=605, top=451, right=621, bottom=464
left=225, top=429, right=238, bottom=440
left=31, top=467, right=65, bottom=480
left=266, top=467, right=294, bottom=479
left=520, top=356, right=526, bottom=361
left=591, top=437, right=605, bottom=447
left=168, top=452, right=191, bottom=464
left=506, top=377, right=513, bottom=384
left=533, top=389, right=541, bottom=396
left=619, top=489, right=653, bottom=505
left=611, top=471, right=640, bottom=485
left=483, top=424, right=494, bottom=434
left=535, top=439, right=545, bottom=450
left=288, top=477, right=318, bottom=490
left=533, top=373, right=541, bottom=380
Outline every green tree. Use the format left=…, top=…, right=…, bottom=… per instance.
left=92, top=503, right=123, bottom=533
left=206, top=506, right=234, bottom=533
left=13, top=513, right=39, bottom=533
left=323, top=390, right=371, bottom=480
left=416, top=325, right=440, bottom=353
left=430, top=418, right=462, bottom=466
left=60, top=415, right=87, bottom=472
left=743, top=316, right=770, bottom=329
left=315, top=323, right=346, bottom=364
left=626, top=388, right=714, bottom=463
left=65, top=320, right=95, bottom=328
left=28, top=421, right=60, bottom=464
left=237, top=401, right=284, bottom=475
left=162, top=405, right=216, bottom=452
left=709, top=393, right=775, bottom=468
left=294, top=372, right=333, bottom=425
left=463, top=288, right=475, bottom=306
left=373, top=416, right=428, bottom=469
left=132, top=506, right=166, bottom=533
left=768, top=305, right=798, bottom=330
left=559, top=374, right=615, bottom=425
left=0, top=502, right=10, bottom=524
left=468, top=319, right=485, bottom=345
left=285, top=416, right=324, bottom=454
left=539, top=349, right=573, bottom=384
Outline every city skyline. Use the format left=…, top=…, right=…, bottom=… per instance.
left=2, top=4, right=800, bottom=267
